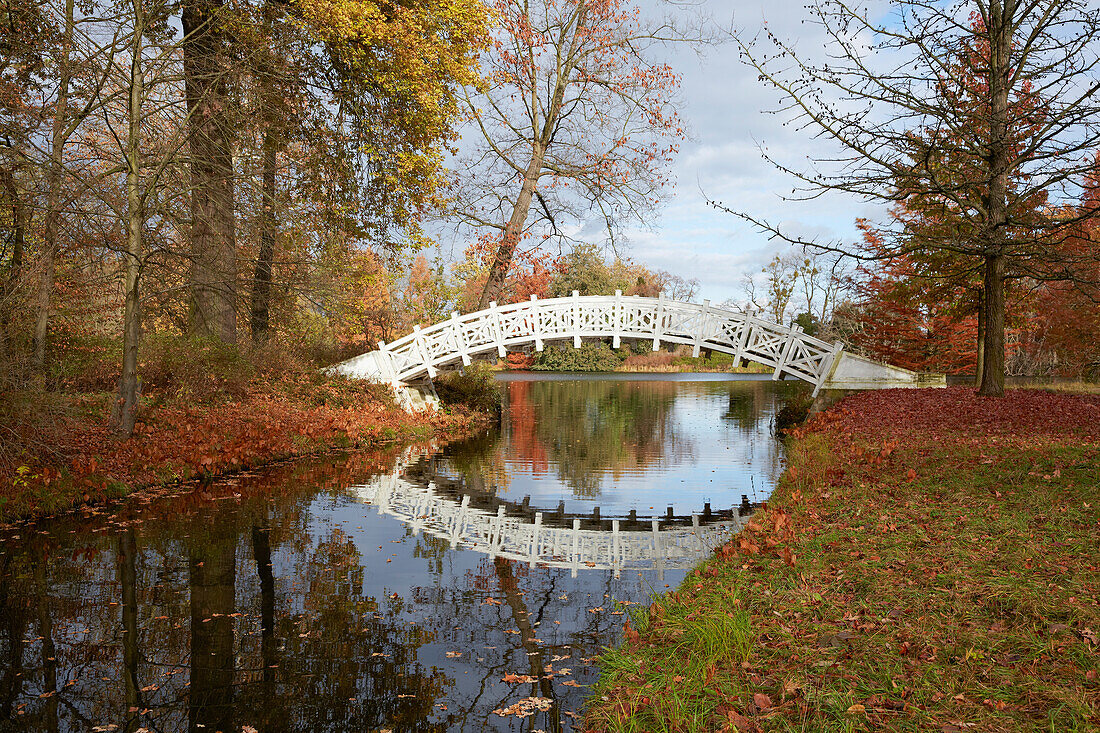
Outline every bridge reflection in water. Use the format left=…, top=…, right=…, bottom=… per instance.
left=349, top=451, right=751, bottom=580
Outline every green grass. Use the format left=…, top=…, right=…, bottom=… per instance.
left=586, top=423, right=1100, bottom=731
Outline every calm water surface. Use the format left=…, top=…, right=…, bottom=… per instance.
left=0, top=375, right=795, bottom=732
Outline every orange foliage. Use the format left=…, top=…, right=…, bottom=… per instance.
left=1, top=375, right=491, bottom=520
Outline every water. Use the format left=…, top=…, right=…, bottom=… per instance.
left=0, top=375, right=795, bottom=732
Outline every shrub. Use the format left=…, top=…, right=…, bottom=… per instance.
left=139, top=334, right=253, bottom=402
left=531, top=340, right=626, bottom=371
left=50, top=333, right=119, bottom=392
left=775, top=384, right=815, bottom=434
left=506, top=352, right=535, bottom=370
left=434, top=361, right=501, bottom=413
left=623, top=351, right=674, bottom=368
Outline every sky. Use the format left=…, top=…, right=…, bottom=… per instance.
left=432, top=0, right=891, bottom=306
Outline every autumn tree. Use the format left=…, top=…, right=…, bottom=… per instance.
left=0, top=0, right=50, bottom=361
left=739, top=248, right=849, bottom=328
left=721, top=0, right=1100, bottom=396
left=452, top=0, right=691, bottom=309
left=239, top=0, right=488, bottom=340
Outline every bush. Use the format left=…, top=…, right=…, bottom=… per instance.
left=775, top=384, right=815, bottom=434
left=139, top=334, right=253, bottom=402
left=531, top=341, right=626, bottom=371
left=434, top=361, right=501, bottom=413
left=505, top=352, right=535, bottom=370
left=623, top=351, right=674, bottom=368
left=50, top=333, right=119, bottom=392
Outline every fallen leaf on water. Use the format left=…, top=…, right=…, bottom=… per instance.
left=561, top=680, right=583, bottom=687
left=502, top=674, right=539, bottom=684
left=492, top=697, right=553, bottom=718
left=445, top=651, right=462, bottom=658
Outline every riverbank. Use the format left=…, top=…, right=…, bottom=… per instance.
left=586, top=387, right=1100, bottom=732
left=0, top=374, right=492, bottom=525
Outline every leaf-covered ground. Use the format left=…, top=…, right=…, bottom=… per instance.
left=0, top=374, right=491, bottom=524
left=586, top=387, right=1100, bottom=732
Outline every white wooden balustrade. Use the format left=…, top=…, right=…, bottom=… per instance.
left=332, top=292, right=941, bottom=401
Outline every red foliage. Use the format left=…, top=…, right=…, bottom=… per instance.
left=2, top=379, right=490, bottom=519
left=505, top=352, right=535, bottom=370
left=805, top=387, right=1100, bottom=444
left=506, top=381, right=547, bottom=474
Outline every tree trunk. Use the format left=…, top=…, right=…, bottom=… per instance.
left=492, top=557, right=561, bottom=731
left=30, top=0, right=75, bottom=374
left=111, top=3, right=145, bottom=440
left=973, top=288, right=985, bottom=390
left=0, top=555, right=26, bottom=720
left=978, top=253, right=1006, bottom=396
left=977, top=0, right=1010, bottom=398
left=1, top=164, right=25, bottom=360
left=183, top=0, right=237, bottom=344
left=478, top=149, right=544, bottom=309
left=249, top=130, right=278, bottom=340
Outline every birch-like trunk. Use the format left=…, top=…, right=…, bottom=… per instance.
left=110, top=0, right=145, bottom=439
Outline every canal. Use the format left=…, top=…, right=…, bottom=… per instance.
left=0, top=374, right=799, bottom=732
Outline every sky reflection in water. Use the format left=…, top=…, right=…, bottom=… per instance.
left=0, top=376, right=792, bottom=732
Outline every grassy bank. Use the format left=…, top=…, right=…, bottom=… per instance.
left=586, top=387, right=1100, bottom=732
left=1, top=370, right=492, bottom=524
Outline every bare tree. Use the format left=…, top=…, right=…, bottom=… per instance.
left=452, top=0, right=698, bottom=309
left=717, top=0, right=1100, bottom=396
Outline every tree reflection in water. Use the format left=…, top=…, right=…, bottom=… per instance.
left=0, top=378, right=788, bottom=732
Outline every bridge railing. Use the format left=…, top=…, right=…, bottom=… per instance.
left=337, top=292, right=845, bottom=395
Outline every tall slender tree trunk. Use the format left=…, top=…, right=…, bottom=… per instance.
left=492, top=558, right=561, bottom=732
left=31, top=0, right=75, bottom=373
left=977, top=0, right=1011, bottom=398
left=475, top=4, right=586, bottom=311
left=111, top=2, right=146, bottom=439
left=249, top=130, right=278, bottom=340
left=0, top=555, right=26, bottom=721
left=183, top=0, right=237, bottom=344
left=478, top=148, right=544, bottom=309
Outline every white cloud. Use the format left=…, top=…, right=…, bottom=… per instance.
left=432, top=0, right=895, bottom=306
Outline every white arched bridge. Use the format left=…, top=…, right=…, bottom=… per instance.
left=333, top=292, right=941, bottom=402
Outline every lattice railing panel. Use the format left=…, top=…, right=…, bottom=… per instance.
left=337, top=292, right=845, bottom=395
